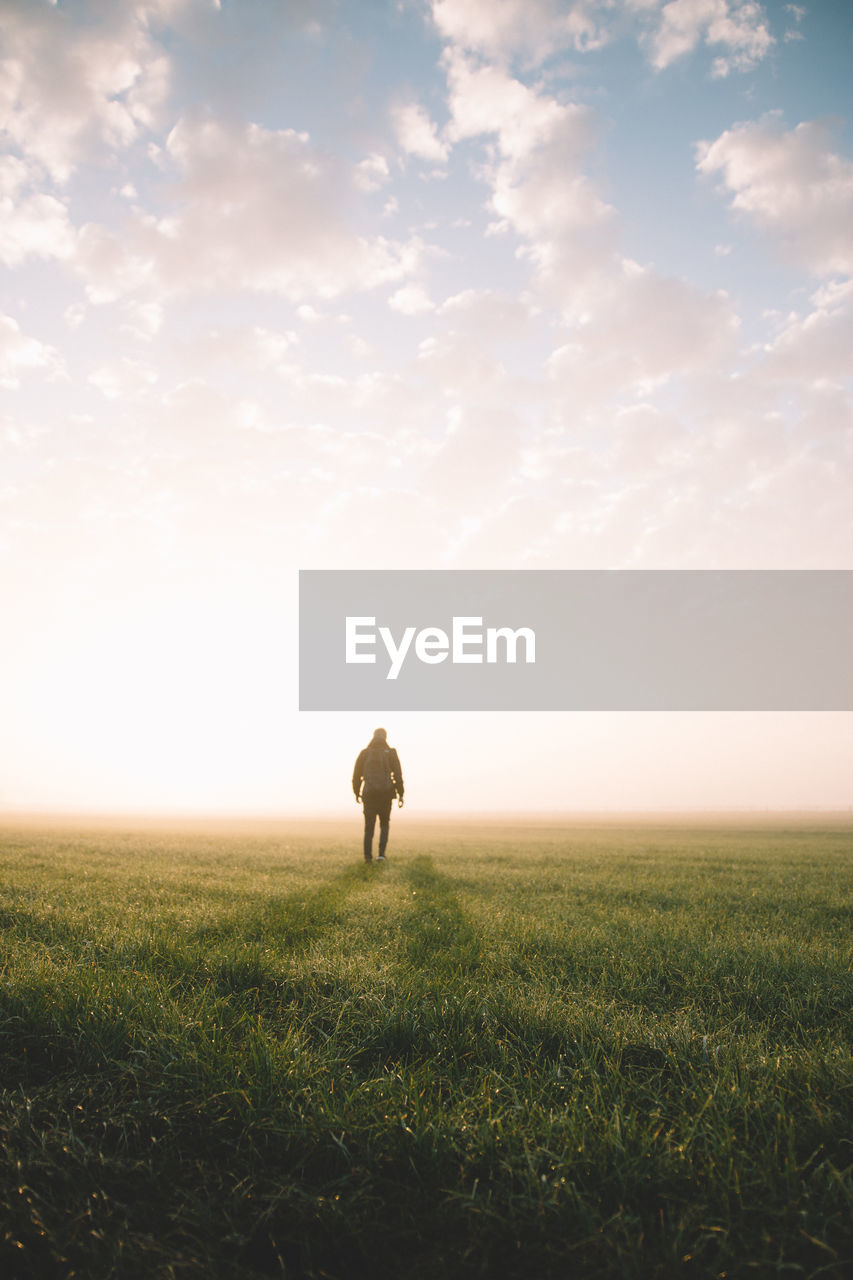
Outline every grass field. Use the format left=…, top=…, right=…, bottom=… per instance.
left=0, top=815, right=850, bottom=1279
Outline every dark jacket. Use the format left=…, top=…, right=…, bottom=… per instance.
left=353, top=743, right=404, bottom=800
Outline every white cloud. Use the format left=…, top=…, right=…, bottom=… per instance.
left=121, top=301, right=165, bottom=341
left=0, top=155, right=30, bottom=198
left=697, top=116, right=853, bottom=277
left=171, top=325, right=301, bottom=383
left=645, top=0, right=774, bottom=76
left=446, top=492, right=561, bottom=565
left=72, top=117, right=422, bottom=304
left=442, top=46, right=738, bottom=401
left=0, top=314, right=63, bottom=388
left=546, top=267, right=737, bottom=410
left=426, top=404, right=523, bottom=505
left=417, top=331, right=509, bottom=399
left=783, top=2, right=805, bottom=42
left=0, top=0, right=173, bottom=181
left=251, top=326, right=300, bottom=370
left=761, top=279, right=853, bottom=385
left=444, top=51, right=618, bottom=312
left=392, top=102, right=449, bottom=163
left=432, top=0, right=612, bottom=63
left=0, top=190, right=76, bottom=266
left=64, top=303, right=86, bottom=330
left=522, top=362, right=853, bottom=569
left=388, top=284, right=435, bottom=315
left=433, top=0, right=772, bottom=76
left=0, top=153, right=76, bottom=265
left=354, top=152, right=390, bottom=192
left=445, top=52, right=591, bottom=161
left=74, top=222, right=157, bottom=303
left=439, top=288, right=534, bottom=337
left=88, top=358, right=158, bottom=399
left=609, top=403, right=691, bottom=472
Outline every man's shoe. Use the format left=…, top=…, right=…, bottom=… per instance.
left=377, top=854, right=386, bottom=861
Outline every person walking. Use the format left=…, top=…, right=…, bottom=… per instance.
left=353, top=728, right=404, bottom=862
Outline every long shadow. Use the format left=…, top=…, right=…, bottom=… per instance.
left=397, top=855, right=482, bottom=975
left=187, top=861, right=382, bottom=1007
left=0, top=862, right=378, bottom=1008
left=0, top=861, right=385, bottom=1090
left=252, top=860, right=376, bottom=952
left=151, top=861, right=381, bottom=998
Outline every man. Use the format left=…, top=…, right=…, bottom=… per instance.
left=352, top=727, right=404, bottom=862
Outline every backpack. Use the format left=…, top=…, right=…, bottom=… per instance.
left=362, top=743, right=392, bottom=791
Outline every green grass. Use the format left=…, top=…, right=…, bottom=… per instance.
left=0, top=815, right=850, bottom=1279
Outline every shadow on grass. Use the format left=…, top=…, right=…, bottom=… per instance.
left=194, top=861, right=382, bottom=999
left=240, top=859, right=377, bottom=951
left=132, top=860, right=383, bottom=999
left=398, top=855, right=482, bottom=974
left=0, top=861, right=379, bottom=1087
left=0, top=862, right=379, bottom=1025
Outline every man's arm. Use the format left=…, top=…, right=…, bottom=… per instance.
left=352, top=749, right=366, bottom=799
left=390, top=748, right=404, bottom=798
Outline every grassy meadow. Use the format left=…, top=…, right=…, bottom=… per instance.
left=0, top=814, right=850, bottom=1279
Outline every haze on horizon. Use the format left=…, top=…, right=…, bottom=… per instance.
left=1, top=0, right=852, bottom=816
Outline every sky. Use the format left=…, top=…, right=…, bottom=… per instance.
left=1, top=0, right=852, bottom=815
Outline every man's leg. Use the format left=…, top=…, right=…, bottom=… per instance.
left=377, top=793, right=393, bottom=858
left=363, top=800, right=377, bottom=861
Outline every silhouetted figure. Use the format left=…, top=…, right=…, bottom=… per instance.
left=353, top=727, right=404, bottom=862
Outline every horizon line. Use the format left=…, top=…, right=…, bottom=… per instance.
left=1, top=805, right=852, bottom=824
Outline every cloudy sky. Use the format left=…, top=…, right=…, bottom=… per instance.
left=2, top=0, right=852, bottom=814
